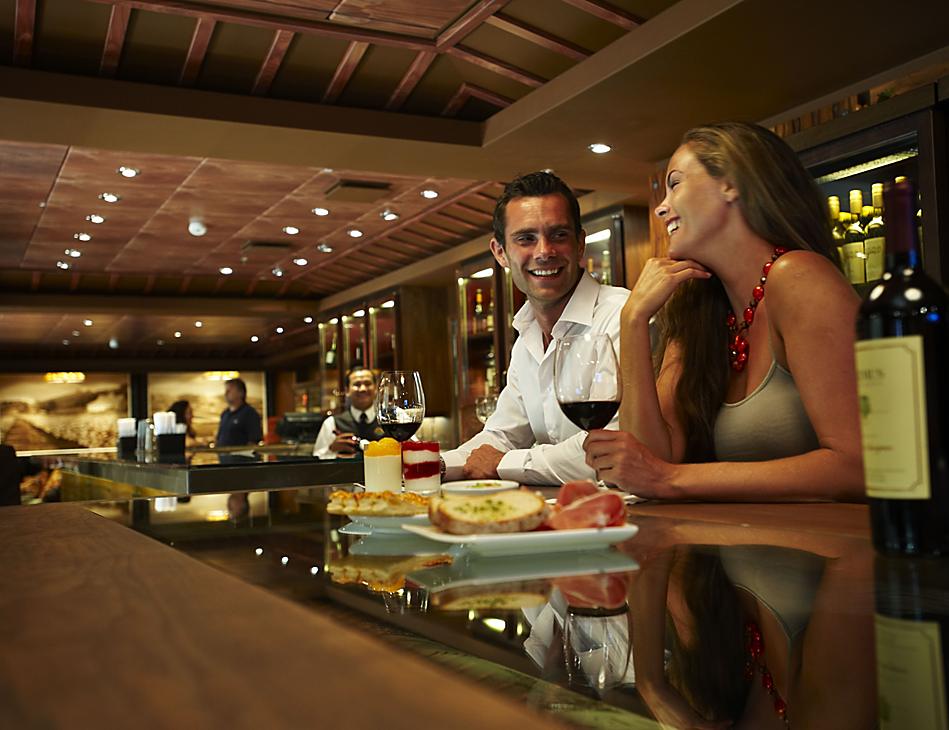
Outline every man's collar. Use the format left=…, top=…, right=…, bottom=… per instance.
left=512, top=272, right=600, bottom=333
left=349, top=404, right=376, bottom=421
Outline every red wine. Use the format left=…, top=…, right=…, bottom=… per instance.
left=855, top=179, right=949, bottom=555
left=380, top=422, right=421, bottom=442
left=559, top=400, right=620, bottom=431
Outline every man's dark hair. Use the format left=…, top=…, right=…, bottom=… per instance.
left=225, top=378, right=247, bottom=401
left=346, top=368, right=376, bottom=387
left=492, top=171, right=582, bottom=245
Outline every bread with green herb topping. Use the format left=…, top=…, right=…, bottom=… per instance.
left=429, top=489, right=548, bottom=534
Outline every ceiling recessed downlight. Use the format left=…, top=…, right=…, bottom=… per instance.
left=83, top=319, right=93, bottom=327
left=381, top=299, right=395, bottom=309
left=65, top=248, right=81, bottom=258
left=86, top=214, right=105, bottom=224
left=317, top=243, right=333, bottom=253
left=471, top=267, right=494, bottom=279
left=188, top=219, right=207, bottom=237
left=293, top=257, right=308, bottom=266
left=420, top=189, right=439, bottom=199
left=72, top=330, right=80, bottom=337
left=174, top=331, right=182, bottom=338
left=329, top=317, right=339, bottom=325
left=99, top=192, right=120, bottom=203
left=283, top=225, right=300, bottom=235
left=348, top=229, right=363, bottom=238
left=312, top=207, right=329, bottom=217
left=117, top=166, right=140, bottom=178
left=275, top=327, right=284, bottom=334
left=219, top=266, right=233, bottom=275
left=74, top=232, right=92, bottom=242
left=194, top=321, right=203, bottom=328
left=56, top=260, right=70, bottom=270
left=272, top=266, right=284, bottom=277
left=303, top=316, right=314, bottom=324
left=381, top=209, right=399, bottom=222
left=353, top=309, right=365, bottom=318
left=588, top=143, right=612, bottom=154
left=250, top=335, right=259, bottom=343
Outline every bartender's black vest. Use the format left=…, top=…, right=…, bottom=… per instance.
left=334, top=409, right=385, bottom=442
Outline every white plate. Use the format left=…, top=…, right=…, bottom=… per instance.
left=345, top=513, right=430, bottom=535
left=441, top=479, right=520, bottom=495
left=402, top=523, right=638, bottom=556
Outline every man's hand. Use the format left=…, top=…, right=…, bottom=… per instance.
left=462, top=445, right=505, bottom=480
left=329, top=431, right=359, bottom=455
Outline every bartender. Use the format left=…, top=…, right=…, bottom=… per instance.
left=313, top=368, right=384, bottom=458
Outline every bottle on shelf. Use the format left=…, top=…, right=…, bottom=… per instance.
left=473, top=288, right=485, bottom=335
left=855, top=178, right=949, bottom=555
left=486, top=298, right=495, bottom=333
left=325, top=331, right=337, bottom=367
left=864, top=183, right=886, bottom=282
left=842, top=189, right=867, bottom=284
left=485, top=347, right=496, bottom=394
left=828, top=195, right=846, bottom=242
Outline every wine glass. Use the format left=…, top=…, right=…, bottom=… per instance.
left=563, top=604, right=632, bottom=693
left=475, top=394, right=498, bottom=424
left=375, top=371, right=425, bottom=442
left=554, top=334, right=621, bottom=431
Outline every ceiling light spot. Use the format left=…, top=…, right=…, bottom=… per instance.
left=283, top=225, right=300, bottom=235
left=329, top=317, right=338, bottom=325
left=194, top=320, right=203, bottom=328
left=381, top=299, right=395, bottom=309
left=71, top=330, right=80, bottom=337
left=312, top=207, right=329, bottom=217
left=157, top=339, right=164, bottom=346
left=275, top=327, right=284, bottom=334
left=117, top=166, right=140, bottom=178
left=420, top=189, right=439, bottom=199
left=83, top=319, right=93, bottom=327
left=303, top=316, right=313, bottom=324
left=188, top=218, right=207, bottom=237
left=62, top=339, right=70, bottom=346
left=381, top=209, right=399, bottom=221
left=250, top=335, right=259, bottom=343
left=293, top=257, right=308, bottom=266
left=588, top=143, right=612, bottom=154
left=86, top=214, right=105, bottom=224
left=348, top=229, right=363, bottom=238
left=317, top=243, right=333, bottom=253
left=99, top=192, right=120, bottom=203
left=74, top=232, right=92, bottom=242
left=108, top=337, right=119, bottom=350
left=471, top=267, right=494, bottom=279
left=272, top=266, right=284, bottom=277
left=65, top=248, right=82, bottom=258
left=174, top=331, right=182, bottom=338
left=219, top=266, right=233, bottom=275
left=56, top=260, right=70, bottom=270
left=353, top=309, right=365, bottom=318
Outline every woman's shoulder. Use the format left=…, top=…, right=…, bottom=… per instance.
left=765, top=249, right=858, bottom=318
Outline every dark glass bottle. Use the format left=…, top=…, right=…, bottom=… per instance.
left=855, top=179, right=949, bottom=555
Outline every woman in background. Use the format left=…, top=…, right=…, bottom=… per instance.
left=585, top=122, right=863, bottom=500
left=168, top=400, right=197, bottom=440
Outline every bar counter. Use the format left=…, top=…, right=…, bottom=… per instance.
left=3, top=486, right=947, bottom=728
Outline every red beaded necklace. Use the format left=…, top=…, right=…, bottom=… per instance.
left=745, top=620, right=790, bottom=728
left=726, top=247, right=787, bottom=372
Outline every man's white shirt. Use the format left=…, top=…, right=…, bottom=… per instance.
left=442, top=273, right=629, bottom=484
left=312, top=405, right=376, bottom=459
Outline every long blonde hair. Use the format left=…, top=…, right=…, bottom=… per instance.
left=656, top=122, right=840, bottom=461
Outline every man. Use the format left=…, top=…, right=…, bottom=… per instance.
left=442, top=171, right=629, bottom=485
left=312, top=368, right=384, bottom=459
left=215, top=378, right=263, bottom=447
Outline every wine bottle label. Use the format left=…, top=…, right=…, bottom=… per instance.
left=875, top=614, right=947, bottom=729
left=864, top=236, right=885, bottom=281
left=841, top=241, right=867, bottom=284
left=856, top=336, right=931, bottom=499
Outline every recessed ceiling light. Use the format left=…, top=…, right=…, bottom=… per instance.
left=219, top=266, right=233, bottom=275
left=99, top=192, right=120, bottom=203
left=381, top=209, right=399, bottom=221
left=420, top=189, right=439, bottom=199
left=83, top=319, right=93, bottom=327
left=588, top=143, right=612, bottom=154
left=188, top=219, right=207, bottom=237
left=108, top=337, right=119, bottom=350
left=329, top=317, right=338, bottom=325
left=585, top=229, right=612, bottom=243
left=65, top=248, right=82, bottom=258
left=471, top=267, right=494, bottom=279
left=348, top=229, right=363, bottom=238
left=117, top=166, right=140, bottom=178
left=317, top=243, right=333, bottom=253
left=157, top=339, right=164, bottom=346
left=74, top=232, right=92, bottom=242
left=62, top=339, right=70, bottom=346
left=250, top=335, right=259, bottom=343
left=56, top=260, right=70, bottom=270
left=353, top=309, right=365, bottom=318
left=381, top=299, right=395, bottom=309
left=86, top=214, right=105, bottom=224
left=312, top=207, right=329, bottom=217
left=272, top=266, right=284, bottom=277
left=194, top=320, right=203, bottom=328
left=293, top=257, right=308, bottom=266
left=174, top=331, right=182, bottom=338
left=283, top=225, right=300, bottom=236
left=275, top=327, right=284, bottom=334
left=303, top=316, right=313, bottom=324
left=71, top=330, right=80, bottom=337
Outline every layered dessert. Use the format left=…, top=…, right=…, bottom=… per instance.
left=402, top=441, right=440, bottom=494
left=363, top=438, right=402, bottom=492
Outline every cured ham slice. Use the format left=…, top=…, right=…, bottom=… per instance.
left=554, top=572, right=632, bottom=610
left=546, top=483, right=626, bottom=530
left=556, top=480, right=599, bottom=507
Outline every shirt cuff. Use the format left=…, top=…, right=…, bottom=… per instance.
left=441, top=449, right=468, bottom=481
left=496, top=449, right=529, bottom=481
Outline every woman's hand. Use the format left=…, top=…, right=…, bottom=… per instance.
left=623, top=257, right=711, bottom=323
left=583, top=430, right=678, bottom=498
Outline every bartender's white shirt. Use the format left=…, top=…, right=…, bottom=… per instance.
left=312, top=405, right=376, bottom=459
left=442, top=273, right=629, bottom=485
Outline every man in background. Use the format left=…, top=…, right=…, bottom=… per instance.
left=313, top=368, right=384, bottom=459
left=215, top=378, right=263, bottom=447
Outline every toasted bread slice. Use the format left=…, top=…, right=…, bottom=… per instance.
left=429, top=489, right=548, bottom=535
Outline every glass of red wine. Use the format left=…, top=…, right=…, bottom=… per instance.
left=375, top=370, right=425, bottom=442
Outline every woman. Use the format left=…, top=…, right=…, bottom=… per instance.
left=168, top=399, right=197, bottom=440
left=584, top=122, right=863, bottom=500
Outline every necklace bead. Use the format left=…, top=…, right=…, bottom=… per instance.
left=726, top=248, right=786, bottom=373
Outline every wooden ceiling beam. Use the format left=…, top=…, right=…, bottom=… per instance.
left=385, top=51, right=436, bottom=111
left=177, top=275, right=192, bottom=294
left=322, top=41, right=369, bottom=104
left=436, top=0, right=510, bottom=50
left=252, top=30, right=294, bottom=96
left=179, top=17, right=216, bottom=86
left=435, top=210, right=487, bottom=232
left=417, top=220, right=462, bottom=239
left=13, top=0, right=35, bottom=67
left=446, top=46, right=544, bottom=88
left=100, top=4, right=132, bottom=78
left=442, top=82, right=513, bottom=116
left=0, top=292, right=318, bottom=317
left=559, top=0, right=644, bottom=30
left=391, top=231, right=454, bottom=249
left=454, top=200, right=494, bottom=218
left=89, top=0, right=431, bottom=51
left=484, top=13, right=590, bottom=61
left=30, top=271, right=41, bottom=291
left=70, top=273, right=81, bottom=292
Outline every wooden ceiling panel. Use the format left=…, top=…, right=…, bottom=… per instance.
left=329, top=0, right=477, bottom=39
left=263, top=30, right=351, bottom=103
left=119, top=7, right=197, bottom=86
left=195, top=1, right=338, bottom=21
left=33, top=0, right=110, bottom=77
left=336, top=44, right=420, bottom=110
left=198, top=19, right=276, bottom=94
left=460, top=23, right=574, bottom=82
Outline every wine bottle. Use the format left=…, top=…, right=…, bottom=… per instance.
left=325, top=331, right=337, bottom=367
left=843, top=190, right=867, bottom=284
left=828, top=195, right=846, bottom=241
left=473, top=288, right=484, bottom=335
left=855, top=179, right=949, bottom=555
left=864, top=183, right=886, bottom=282
left=486, top=298, right=495, bottom=332
left=874, top=554, right=949, bottom=729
